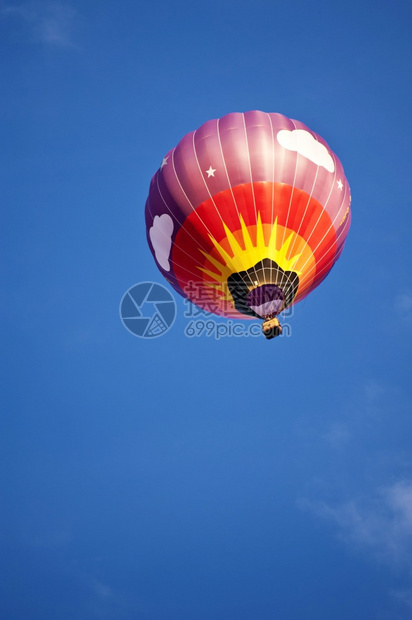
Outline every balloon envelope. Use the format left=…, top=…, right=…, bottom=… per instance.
left=145, top=111, right=351, bottom=319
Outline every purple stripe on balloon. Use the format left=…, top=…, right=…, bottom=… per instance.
left=147, top=111, right=350, bottom=237
left=246, top=284, right=285, bottom=318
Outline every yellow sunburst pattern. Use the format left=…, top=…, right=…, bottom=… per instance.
left=195, top=213, right=315, bottom=313
left=169, top=181, right=340, bottom=319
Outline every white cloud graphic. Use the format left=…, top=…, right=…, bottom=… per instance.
left=277, top=129, right=335, bottom=172
left=149, top=214, right=174, bottom=271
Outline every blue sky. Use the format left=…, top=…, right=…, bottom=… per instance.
left=1, top=1, right=412, bottom=618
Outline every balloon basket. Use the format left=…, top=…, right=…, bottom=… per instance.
left=262, top=317, right=282, bottom=340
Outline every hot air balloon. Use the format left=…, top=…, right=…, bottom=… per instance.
left=145, top=111, right=351, bottom=339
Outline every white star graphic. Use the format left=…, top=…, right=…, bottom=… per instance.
left=206, top=166, right=216, bottom=178
left=337, top=179, right=343, bottom=191
left=161, top=157, right=169, bottom=169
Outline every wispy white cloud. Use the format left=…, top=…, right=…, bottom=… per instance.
left=82, top=573, right=146, bottom=619
left=364, top=379, right=385, bottom=405
left=300, top=481, right=412, bottom=569
left=394, top=291, right=412, bottom=325
left=319, top=379, right=386, bottom=448
left=391, top=588, right=412, bottom=611
left=1, top=1, right=77, bottom=48
left=90, top=578, right=113, bottom=600
left=322, top=422, right=350, bottom=447
left=17, top=515, right=74, bottom=548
